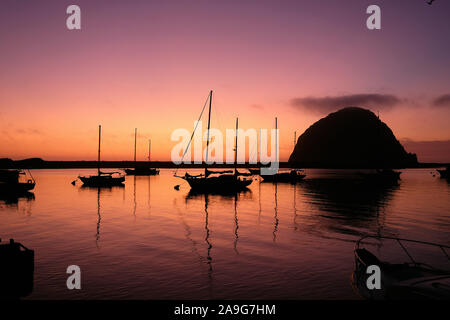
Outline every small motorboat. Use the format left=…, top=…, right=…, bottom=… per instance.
left=260, top=169, right=306, bottom=183
left=0, top=239, right=34, bottom=299
left=0, top=169, right=35, bottom=194
left=352, top=235, right=450, bottom=300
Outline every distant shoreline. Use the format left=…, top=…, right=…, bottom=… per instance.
left=0, top=159, right=447, bottom=170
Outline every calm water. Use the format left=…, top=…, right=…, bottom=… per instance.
left=0, top=169, right=449, bottom=299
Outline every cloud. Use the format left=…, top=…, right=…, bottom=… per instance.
left=250, top=104, right=264, bottom=110
left=432, top=94, right=450, bottom=108
left=15, top=128, right=44, bottom=135
left=290, top=94, right=402, bottom=114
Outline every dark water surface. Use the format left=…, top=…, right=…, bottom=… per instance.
left=0, top=169, right=449, bottom=299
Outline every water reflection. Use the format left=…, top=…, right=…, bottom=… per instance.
left=79, top=185, right=125, bottom=245
left=297, top=179, right=399, bottom=238
left=2, top=169, right=447, bottom=300
left=273, top=183, right=278, bottom=242
left=184, top=189, right=253, bottom=261
left=0, top=192, right=35, bottom=206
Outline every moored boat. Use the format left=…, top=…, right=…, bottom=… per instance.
left=125, top=167, right=159, bottom=176
left=253, top=119, right=306, bottom=183
left=0, top=169, right=35, bottom=193
left=0, top=239, right=34, bottom=299
left=175, top=91, right=253, bottom=192
left=260, top=169, right=306, bottom=183
left=352, top=235, right=450, bottom=299
left=78, top=125, right=125, bottom=187
left=125, top=130, right=159, bottom=176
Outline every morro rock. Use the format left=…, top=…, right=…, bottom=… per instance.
left=288, top=107, right=417, bottom=168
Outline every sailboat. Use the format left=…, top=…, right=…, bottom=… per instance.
left=125, top=129, right=159, bottom=176
left=78, top=125, right=125, bottom=187
left=257, top=118, right=306, bottom=183
left=175, top=90, right=253, bottom=192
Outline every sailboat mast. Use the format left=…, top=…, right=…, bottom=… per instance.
left=148, top=139, right=151, bottom=162
left=98, top=125, right=101, bottom=175
left=134, top=128, right=137, bottom=163
left=258, top=128, right=261, bottom=165
left=275, top=117, right=278, bottom=164
left=205, top=90, right=213, bottom=175
left=235, top=118, right=238, bottom=174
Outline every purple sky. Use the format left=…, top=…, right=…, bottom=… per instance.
left=0, top=0, right=449, bottom=161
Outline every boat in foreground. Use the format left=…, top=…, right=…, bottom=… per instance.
left=0, top=239, right=34, bottom=299
left=352, top=235, right=450, bottom=299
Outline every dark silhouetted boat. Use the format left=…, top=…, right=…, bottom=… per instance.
left=0, top=239, right=34, bottom=299
left=352, top=235, right=450, bottom=300
left=175, top=91, right=253, bottom=192
left=260, top=169, right=306, bottom=183
left=437, top=167, right=449, bottom=179
left=78, top=125, right=125, bottom=187
left=257, top=119, right=306, bottom=183
left=125, top=129, right=159, bottom=176
left=0, top=169, right=35, bottom=194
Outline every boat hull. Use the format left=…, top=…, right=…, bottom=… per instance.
left=125, top=168, right=160, bottom=176
left=0, top=239, right=34, bottom=299
left=79, top=175, right=125, bottom=187
left=184, top=175, right=253, bottom=192
left=0, top=181, right=35, bottom=193
left=261, top=171, right=306, bottom=183
left=352, top=236, right=450, bottom=300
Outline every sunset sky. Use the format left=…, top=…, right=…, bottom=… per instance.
left=1, top=0, right=449, bottom=162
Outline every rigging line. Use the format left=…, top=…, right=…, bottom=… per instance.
left=174, top=92, right=211, bottom=176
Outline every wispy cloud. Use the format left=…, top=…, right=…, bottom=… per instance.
left=15, top=128, right=44, bottom=135
left=250, top=104, right=264, bottom=110
left=290, top=94, right=402, bottom=114
left=432, top=94, right=450, bottom=108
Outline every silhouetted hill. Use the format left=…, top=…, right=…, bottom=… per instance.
left=289, top=107, right=418, bottom=168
